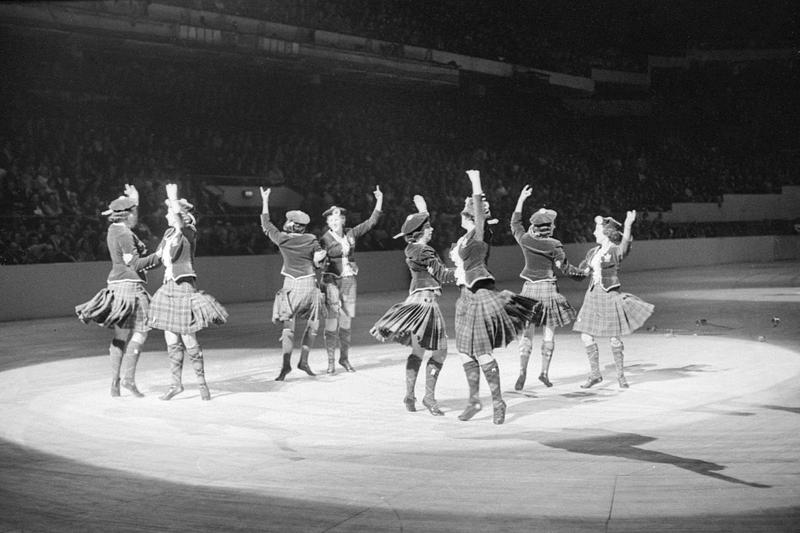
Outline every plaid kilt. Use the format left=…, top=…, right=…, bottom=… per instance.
left=455, top=287, right=539, bottom=356
left=573, top=285, right=654, bottom=337
left=322, top=274, right=357, bottom=318
left=147, top=279, right=229, bottom=334
left=75, top=281, right=150, bottom=332
left=370, top=289, right=447, bottom=351
left=520, top=280, right=577, bottom=328
left=272, top=276, right=325, bottom=324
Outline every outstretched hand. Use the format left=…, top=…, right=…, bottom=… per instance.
left=625, top=210, right=637, bottom=226
left=259, top=187, right=272, bottom=209
left=124, top=184, right=139, bottom=205
left=518, top=184, right=533, bottom=201
left=413, top=194, right=428, bottom=213
left=373, top=185, right=383, bottom=201
left=313, top=249, right=327, bottom=267
left=165, top=183, right=178, bottom=201
left=465, top=169, right=480, bottom=182
left=259, top=187, right=271, bottom=214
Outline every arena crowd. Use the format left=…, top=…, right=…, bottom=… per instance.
left=1, top=3, right=798, bottom=265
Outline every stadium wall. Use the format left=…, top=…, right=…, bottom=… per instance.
left=2, top=235, right=799, bottom=322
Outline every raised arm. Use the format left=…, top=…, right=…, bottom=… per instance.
left=373, top=185, right=384, bottom=212
left=514, top=185, right=532, bottom=214
left=466, top=169, right=484, bottom=240
left=260, top=187, right=270, bottom=216
left=166, top=183, right=179, bottom=214
left=165, top=183, right=197, bottom=238
left=123, top=183, right=139, bottom=206
left=511, top=185, right=532, bottom=241
left=413, top=194, right=428, bottom=214
left=259, top=187, right=282, bottom=244
left=350, top=185, right=384, bottom=239
left=620, top=210, right=636, bottom=257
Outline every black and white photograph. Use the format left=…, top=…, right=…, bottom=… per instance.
left=1, top=1, right=799, bottom=531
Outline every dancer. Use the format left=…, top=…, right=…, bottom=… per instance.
left=371, top=195, right=455, bottom=415
left=511, top=185, right=583, bottom=390
left=148, top=184, right=228, bottom=401
left=450, top=170, right=539, bottom=424
left=75, top=185, right=160, bottom=397
left=320, top=186, right=383, bottom=374
left=260, top=187, right=327, bottom=381
left=573, top=212, right=654, bottom=388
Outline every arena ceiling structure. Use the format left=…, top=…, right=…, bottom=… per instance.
left=1, top=1, right=797, bottom=100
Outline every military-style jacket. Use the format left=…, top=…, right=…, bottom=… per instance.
left=106, top=223, right=160, bottom=284
left=405, top=242, right=455, bottom=294
left=320, top=208, right=381, bottom=279
left=156, top=224, right=197, bottom=282
left=454, top=194, right=494, bottom=289
left=580, top=237, right=632, bottom=291
left=261, top=214, right=322, bottom=279
left=511, top=211, right=582, bottom=282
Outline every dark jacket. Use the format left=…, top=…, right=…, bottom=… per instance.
left=580, top=238, right=632, bottom=291
left=106, top=223, right=160, bottom=284
left=455, top=194, right=494, bottom=289
left=320, top=208, right=381, bottom=279
left=261, top=214, right=322, bottom=279
left=405, top=242, right=455, bottom=294
left=156, top=224, right=197, bottom=282
left=511, top=211, right=582, bottom=282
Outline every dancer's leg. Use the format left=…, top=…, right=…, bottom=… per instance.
left=275, top=319, right=295, bottom=381
left=121, top=330, right=147, bottom=397
left=160, top=330, right=185, bottom=400
left=458, top=353, right=482, bottom=421
left=421, top=348, right=446, bottom=416
left=478, top=353, right=506, bottom=425
left=580, top=333, right=602, bottom=389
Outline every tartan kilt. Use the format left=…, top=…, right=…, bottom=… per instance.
left=573, top=285, right=654, bottom=337
left=455, top=287, right=540, bottom=357
left=147, top=279, right=229, bottom=334
left=75, top=281, right=150, bottom=332
left=272, top=276, right=325, bottom=325
left=322, top=275, right=357, bottom=318
left=520, top=280, right=577, bottom=328
left=370, top=289, right=447, bottom=351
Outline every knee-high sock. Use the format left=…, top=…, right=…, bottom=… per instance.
left=338, top=328, right=351, bottom=363
left=481, top=359, right=506, bottom=424
left=611, top=339, right=626, bottom=383
left=515, top=336, right=532, bottom=390
left=166, top=342, right=184, bottom=387
left=585, top=343, right=601, bottom=378
left=540, top=341, right=554, bottom=376
left=480, top=360, right=504, bottom=408
left=299, top=325, right=317, bottom=367
left=110, top=338, right=125, bottom=380
left=463, top=359, right=481, bottom=405
left=405, top=354, right=422, bottom=400
left=186, top=345, right=206, bottom=386
left=280, top=328, right=294, bottom=366
left=518, top=336, right=532, bottom=374
left=324, top=329, right=338, bottom=368
left=423, top=357, right=443, bottom=403
left=458, top=359, right=483, bottom=421
left=121, top=341, right=142, bottom=382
